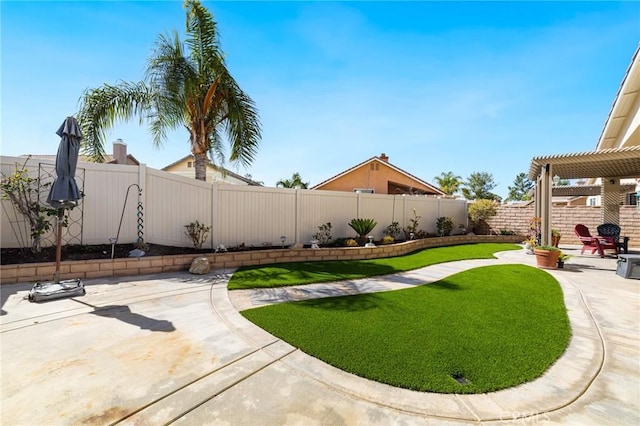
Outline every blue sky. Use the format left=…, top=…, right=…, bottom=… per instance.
left=2, top=1, right=639, bottom=199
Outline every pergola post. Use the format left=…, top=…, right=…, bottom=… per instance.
left=602, top=177, right=621, bottom=224
left=538, top=164, right=553, bottom=246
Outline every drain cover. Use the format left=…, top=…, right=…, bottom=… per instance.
left=452, top=373, right=470, bottom=385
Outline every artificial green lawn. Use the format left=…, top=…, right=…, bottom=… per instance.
left=241, top=264, right=571, bottom=394
left=228, top=243, right=521, bottom=290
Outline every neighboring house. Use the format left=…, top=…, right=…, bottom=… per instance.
left=162, top=155, right=262, bottom=186
left=25, top=139, right=140, bottom=166
left=310, top=153, right=445, bottom=196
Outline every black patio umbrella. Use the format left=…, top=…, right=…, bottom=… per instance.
left=47, top=117, right=83, bottom=283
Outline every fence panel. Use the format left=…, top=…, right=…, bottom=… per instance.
left=81, top=163, right=140, bottom=245
left=298, top=190, right=356, bottom=243
left=215, top=185, right=296, bottom=248
left=437, top=198, right=469, bottom=233
left=358, top=193, right=396, bottom=239
left=146, top=168, right=213, bottom=248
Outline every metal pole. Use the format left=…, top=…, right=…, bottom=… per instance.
left=54, top=208, right=64, bottom=283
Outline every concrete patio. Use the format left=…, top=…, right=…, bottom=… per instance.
left=1, top=245, right=638, bottom=425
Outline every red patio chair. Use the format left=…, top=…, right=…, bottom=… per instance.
left=574, top=224, right=618, bottom=258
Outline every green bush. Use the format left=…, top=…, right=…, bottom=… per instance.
left=348, top=218, right=377, bottom=242
left=383, top=221, right=401, bottom=239
left=468, top=199, right=497, bottom=234
left=436, top=216, right=454, bottom=236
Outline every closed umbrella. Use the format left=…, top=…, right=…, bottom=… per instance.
left=47, top=117, right=82, bottom=283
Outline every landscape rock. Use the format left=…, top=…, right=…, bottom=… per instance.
left=189, top=257, right=210, bottom=274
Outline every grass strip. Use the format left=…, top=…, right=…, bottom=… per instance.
left=228, top=243, right=521, bottom=290
left=241, top=264, right=571, bottom=394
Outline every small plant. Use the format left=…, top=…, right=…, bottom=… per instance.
left=313, top=222, right=333, bottom=245
left=535, top=245, right=560, bottom=252
left=184, top=220, right=211, bottom=249
left=500, top=229, right=516, bottom=235
left=436, top=216, right=454, bottom=237
left=528, top=217, right=542, bottom=246
left=405, top=208, right=421, bottom=235
left=381, top=235, right=395, bottom=245
left=551, top=229, right=561, bottom=237
left=558, top=252, right=572, bottom=262
left=383, top=221, right=401, bottom=239
left=348, top=218, right=377, bottom=243
left=1, top=158, right=58, bottom=253
left=343, top=238, right=359, bottom=247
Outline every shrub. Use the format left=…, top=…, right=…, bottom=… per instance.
left=184, top=220, right=211, bottom=249
left=348, top=218, right=377, bottom=243
left=468, top=199, right=497, bottom=234
left=436, top=216, right=454, bottom=237
left=383, top=221, right=401, bottom=239
left=405, top=208, right=420, bottom=234
left=1, top=158, right=58, bottom=253
left=313, top=222, right=333, bottom=244
left=343, top=238, right=359, bottom=247
left=381, top=235, right=395, bottom=245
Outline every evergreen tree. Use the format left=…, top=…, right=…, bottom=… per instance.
left=506, top=173, right=534, bottom=201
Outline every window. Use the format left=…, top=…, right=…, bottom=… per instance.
left=626, top=192, right=637, bottom=206
left=370, top=163, right=379, bottom=171
left=187, top=161, right=193, bottom=168
left=353, top=188, right=374, bottom=193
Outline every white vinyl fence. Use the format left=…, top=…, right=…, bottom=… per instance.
left=1, top=156, right=468, bottom=250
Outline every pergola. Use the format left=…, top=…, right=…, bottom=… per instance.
left=528, top=145, right=640, bottom=245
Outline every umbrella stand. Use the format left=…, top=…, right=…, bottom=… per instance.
left=29, top=206, right=85, bottom=303
left=53, top=208, right=64, bottom=283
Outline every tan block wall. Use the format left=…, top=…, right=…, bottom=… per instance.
left=483, top=205, right=639, bottom=247
left=0, top=235, right=522, bottom=285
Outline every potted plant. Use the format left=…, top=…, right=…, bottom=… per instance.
left=522, top=237, right=536, bottom=254
left=533, top=245, right=561, bottom=269
left=551, top=229, right=561, bottom=247
left=557, top=252, right=571, bottom=269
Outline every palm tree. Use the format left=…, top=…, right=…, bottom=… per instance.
left=276, top=172, right=309, bottom=189
left=76, top=0, right=260, bottom=181
left=434, top=171, right=462, bottom=196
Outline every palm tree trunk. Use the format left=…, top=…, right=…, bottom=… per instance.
left=193, top=152, right=208, bottom=181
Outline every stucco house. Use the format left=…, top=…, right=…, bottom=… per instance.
left=310, top=153, right=445, bottom=196
left=162, top=154, right=262, bottom=186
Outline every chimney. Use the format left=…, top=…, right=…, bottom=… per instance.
left=113, top=139, right=127, bottom=164
left=379, top=153, right=389, bottom=162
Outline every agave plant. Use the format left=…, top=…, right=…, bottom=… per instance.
left=348, top=218, right=377, bottom=243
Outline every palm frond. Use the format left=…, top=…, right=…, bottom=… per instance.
left=76, top=81, right=153, bottom=162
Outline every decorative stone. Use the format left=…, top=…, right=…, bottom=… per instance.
left=128, top=249, right=145, bottom=258
left=189, top=257, right=210, bottom=274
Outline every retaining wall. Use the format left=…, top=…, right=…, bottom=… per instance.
left=0, top=235, right=522, bottom=285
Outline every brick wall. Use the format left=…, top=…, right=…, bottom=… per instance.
left=483, top=205, right=639, bottom=247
